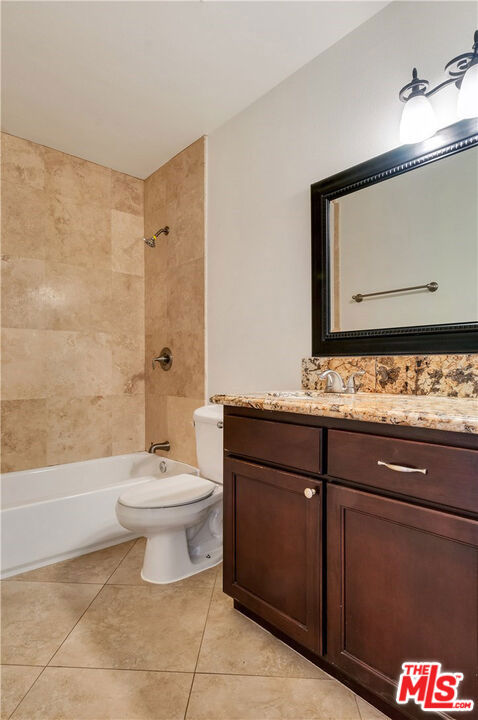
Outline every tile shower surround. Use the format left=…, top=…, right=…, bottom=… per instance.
left=302, top=355, right=478, bottom=398
left=144, top=138, right=206, bottom=467
left=1, top=133, right=145, bottom=472
left=1, top=133, right=207, bottom=472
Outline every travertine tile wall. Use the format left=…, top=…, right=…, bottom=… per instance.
left=1, top=133, right=145, bottom=471
left=144, top=138, right=205, bottom=466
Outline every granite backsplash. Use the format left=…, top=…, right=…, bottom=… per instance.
left=302, top=355, right=478, bottom=399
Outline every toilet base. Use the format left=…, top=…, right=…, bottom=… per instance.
left=141, top=529, right=222, bottom=584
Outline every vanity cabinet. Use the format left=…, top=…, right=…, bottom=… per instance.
left=327, top=484, right=478, bottom=717
left=222, top=406, right=478, bottom=720
left=223, top=457, right=322, bottom=652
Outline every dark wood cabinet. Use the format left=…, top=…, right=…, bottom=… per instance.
left=222, top=406, right=478, bottom=720
left=327, top=484, right=478, bottom=719
left=223, top=457, right=322, bottom=652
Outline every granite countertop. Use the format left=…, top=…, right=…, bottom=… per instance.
left=210, top=391, right=478, bottom=434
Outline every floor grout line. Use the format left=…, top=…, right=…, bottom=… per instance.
left=44, top=582, right=105, bottom=668
left=103, top=538, right=141, bottom=585
left=7, top=665, right=48, bottom=720
left=183, top=566, right=219, bottom=720
left=354, top=694, right=364, bottom=720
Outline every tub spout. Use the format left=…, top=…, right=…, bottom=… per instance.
left=148, top=441, right=170, bottom=454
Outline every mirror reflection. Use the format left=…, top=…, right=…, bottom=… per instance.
left=329, top=147, right=478, bottom=332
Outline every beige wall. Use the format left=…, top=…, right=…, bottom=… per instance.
left=144, top=138, right=205, bottom=466
left=1, top=133, right=145, bottom=472
left=207, top=1, right=476, bottom=395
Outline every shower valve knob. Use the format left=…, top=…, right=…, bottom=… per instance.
left=152, top=348, right=173, bottom=371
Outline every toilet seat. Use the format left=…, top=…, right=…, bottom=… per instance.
left=118, top=473, right=216, bottom=509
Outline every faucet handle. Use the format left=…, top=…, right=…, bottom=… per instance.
left=318, top=369, right=346, bottom=393
left=345, top=370, right=365, bottom=394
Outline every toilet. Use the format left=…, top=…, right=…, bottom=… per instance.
left=116, top=405, right=223, bottom=584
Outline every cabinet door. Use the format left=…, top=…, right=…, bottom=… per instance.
left=224, top=457, right=322, bottom=653
left=327, top=484, right=478, bottom=718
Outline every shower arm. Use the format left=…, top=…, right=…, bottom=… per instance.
left=144, top=226, right=170, bottom=248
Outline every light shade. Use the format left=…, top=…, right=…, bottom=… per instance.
left=457, top=62, right=478, bottom=119
left=400, top=94, right=438, bottom=144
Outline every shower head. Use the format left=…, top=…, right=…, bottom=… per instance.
left=144, top=226, right=169, bottom=248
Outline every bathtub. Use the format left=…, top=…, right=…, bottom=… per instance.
left=1, top=453, right=198, bottom=578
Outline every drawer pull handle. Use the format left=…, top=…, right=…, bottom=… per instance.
left=377, top=461, right=427, bottom=475
left=304, top=488, right=316, bottom=499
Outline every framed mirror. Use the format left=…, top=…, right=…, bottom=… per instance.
left=311, top=118, right=478, bottom=356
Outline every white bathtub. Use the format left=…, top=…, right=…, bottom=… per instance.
left=1, top=453, right=198, bottom=578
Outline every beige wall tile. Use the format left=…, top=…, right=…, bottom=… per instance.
left=169, top=191, right=205, bottom=267
left=111, top=210, right=144, bottom=276
left=111, top=272, right=144, bottom=336
left=1, top=665, right=42, bottom=719
left=1, top=182, right=48, bottom=259
left=47, top=396, right=112, bottom=465
left=144, top=168, right=167, bottom=224
left=42, top=262, right=92, bottom=332
left=112, top=395, right=145, bottom=455
left=145, top=332, right=172, bottom=396
left=145, top=393, right=168, bottom=451
left=112, top=171, right=143, bottom=217
left=1, top=399, right=47, bottom=472
left=1, top=133, right=45, bottom=189
left=43, top=262, right=112, bottom=333
left=1, top=329, right=48, bottom=399
left=1, top=256, right=46, bottom=329
left=167, top=258, right=204, bottom=332
left=165, top=138, right=204, bottom=205
left=1, top=135, right=145, bottom=471
left=148, top=330, right=204, bottom=398
left=45, top=194, right=111, bottom=269
left=144, top=139, right=205, bottom=464
left=112, top=333, right=145, bottom=395
left=145, top=269, right=168, bottom=332
left=43, top=147, right=111, bottom=207
left=166, top=396, right=204, bottom=466
left=45, top=331, right=112, bottom=398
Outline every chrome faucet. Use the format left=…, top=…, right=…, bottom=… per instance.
left=148, top=441, right=170, bottom=454
left=319, top=369, right=365, bottom=394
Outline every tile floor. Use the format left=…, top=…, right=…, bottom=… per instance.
left=1, top=539, right=390, bottom=720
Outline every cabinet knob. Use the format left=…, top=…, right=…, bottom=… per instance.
left=304, top=488, right=316, bottom=499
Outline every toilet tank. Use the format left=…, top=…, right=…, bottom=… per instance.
left=193, top=405, right=224, bottom=484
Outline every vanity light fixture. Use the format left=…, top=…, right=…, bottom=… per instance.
left=399, top=30, right=478, bottom=144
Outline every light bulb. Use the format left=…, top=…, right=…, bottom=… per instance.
left=400, top=94, right=438, bottom=144
left=457, top=61, right=478, bottom=119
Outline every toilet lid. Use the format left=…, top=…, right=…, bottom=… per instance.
left=118, top=473, right=216, bottom=509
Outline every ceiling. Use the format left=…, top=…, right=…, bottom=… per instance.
left=2, top=1, right=386, bottom=178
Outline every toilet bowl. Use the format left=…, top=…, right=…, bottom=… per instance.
left=115, top=405, right=224, bottom=584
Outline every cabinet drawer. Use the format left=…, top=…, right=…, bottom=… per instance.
left=224, top=416, right=323, bottom=475
left=328, top=430, right=478, bottom=514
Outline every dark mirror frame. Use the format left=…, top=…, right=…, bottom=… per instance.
left=311, top=117, right=478, bottom=356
